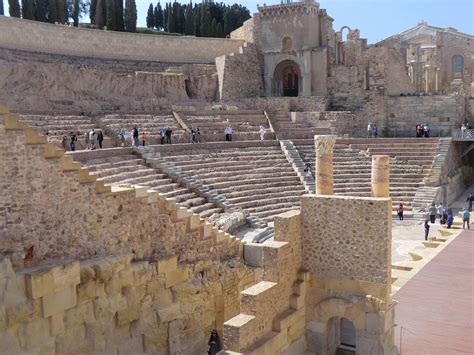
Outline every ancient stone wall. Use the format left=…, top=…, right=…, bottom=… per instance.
left=301, top=195, right=392, bottom=284
left=230, top=18, right=259, bottom=44
left=216, top=43, right=264, bottom=100
left=0, top=254, right=257, bottom=354
left=0, top=111, right=241, bottom=267
left=0, top=16, right=243, bottom=64
left=231, top=96, right=327, bottom=112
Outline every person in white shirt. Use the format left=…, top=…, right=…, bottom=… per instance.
left=259, top=126, right=265, bottom=141
left=225, top=126, right=233, bottom=141
left=461, top=123, right=467, bottom=138
left=367, top=122, right=373, bottom=138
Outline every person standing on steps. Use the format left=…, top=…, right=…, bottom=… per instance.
left=367, top=122, right=373, bottom=138
left=132, top=127, right=139, bottom=147
left=97, top=130, right=104, bottom=149
left=225, top=125, right=233, bottom=141
left=259, top=125, right=265, bottom=141
left=463, top=208, right=471, bottom=229
left=84, top=129, right=90, bottom=149
left=447, top=211, right=454, bottom=229
left=90, top=129, right=97, bottom=150
left=424, top=220, right=430, bottom=241
left=165, top=127, right=172, bottom=144
left=69, top=132, right=77, bottom=152
left=141, top=131, right=146, bottom=146
left=160, top=129, right=166, bottom=144
left=429, top=203, right=437, bottom=224
left=207, top=329, right=222, bottom=355
left=397, top=203, right=404, bottom=221
left=196, top=128, right=201, bottom=143
left=118, top=129, right=126, bottom=147
left=373, top=124, right=378, bottom=138
left=304, top=162, right=312, bottom=178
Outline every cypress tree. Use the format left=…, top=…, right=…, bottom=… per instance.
left=166, top=3, right=175, bottom=33
left=199, top=4, right=210, bottom=37
left=184, top=2, right=194, bottom=35
left=162, top=2, right=168, bottom=31
left=48, top=0, right=58, bottom=23
left=177, top=3, right=184, bottom=34
left=215, top=21, right=223, bottom=38
left=115, top=0, right=124, bottom=31
left=124, top=0, right=136, bottom=32
left=0, top=0, right=4, bottom=15
left=34, top=0, right=47, bottom=21
left=106, top=0, right=116, bottom=30
left=90, top=0, right=97, bottom=23
left=210, top=17, right=216, bottom=37
left=154, top=1, right=163, bottom=29
left=21, top=0, right=35, bottom=19
left=72, top=0, right=79, bottom=26
left=193, top=3, right=199, bottom=36
left=95, top=0, right=105, bottom=29
left=56, top=0, right=65, bottom=23
left=146, top=3, right=154, bottom=28
left=8, top=0, right=21, bottom=17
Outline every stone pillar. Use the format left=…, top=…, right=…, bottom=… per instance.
left=314, top=135, right=336, bottom=195
left=371, top=155, right=390, bottom=197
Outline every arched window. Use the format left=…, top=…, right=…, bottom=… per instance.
left=282, top=36, right=293, bottom=51
left=452, top=55, right=463, bottom=79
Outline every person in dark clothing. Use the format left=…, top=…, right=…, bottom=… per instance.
left=424, top=220, right=430, bottom=241
left=69, top=132, right=77, bottom=151
left=165, top=128, right=172, bottom=144
left=97, top=130, right=104, bottom=149
left=196, top=128, right=201, bottom=143
left=467, top=193, right=473, bottom=212
left=397, top=203, right=404, bottom=221
left=208, top=329, right=222, bottom=355
left=133, top=127, right=139, bottom=147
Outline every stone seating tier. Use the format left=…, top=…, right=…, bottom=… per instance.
left=75, top=151, right=225, bottom=219
left=270, top=111, right=332, bottom=139
left=159, top=145, right=307, bottom=222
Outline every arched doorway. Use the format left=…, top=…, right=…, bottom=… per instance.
left=273, top=60, right=301, bottom=97
left=326, top=317, right=356, bottom=355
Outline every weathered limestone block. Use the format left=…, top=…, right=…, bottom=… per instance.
left=116, top=304, right=141, bottom=326
left=165, top=266, right=189, bottom=288
left=314, top=135, right=336, bottom=195
left=156, top=255, right=177, bottom=276
left=64, top=301, right=95, bottom=327
left=49, top=312, right=65, bottom=336
left=157, top=303, right=181, bottom=323
left=17, top=317, right=51, bottom=349
left=223, top=314, right=256, bottom=352
left=42, top=286, right=77, bottom=318
left=24, top=268, right=54, bottom=299
left=371, top=155, right=390, bottom=198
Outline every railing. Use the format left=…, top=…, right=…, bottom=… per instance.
left=452, top=128, right=474, bottom=140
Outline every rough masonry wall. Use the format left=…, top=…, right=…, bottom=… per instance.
left=0, top=254, right=257, bottom=354
left=0, top=16, right=244, bottom=64
left=216, top=43, right=264, bottom=100
left=0, top=114, right=239, bottom=266
left=301, top=195, right=392, bottom=284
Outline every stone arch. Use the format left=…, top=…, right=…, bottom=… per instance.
left=272, top=59, right=301, bottom=97
left=282, top=36, right=293, bottom=51
left=452, top=55, right=463, bottom=79
left=340, top=26, right=352, bottom=42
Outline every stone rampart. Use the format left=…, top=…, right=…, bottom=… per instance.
left=0, top=16, right=244, bottom=64
left=0, top=254, right=257, bottom=354
left=0, top=109, right=242, bottom=267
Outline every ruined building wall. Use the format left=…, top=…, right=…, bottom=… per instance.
left=216, top=43, right=264, bottom=100
left=0, top=48, right=218, bottom=112
left=0, top=16, right=244, bottom=64
left=0, top=111, right=241, bottom=267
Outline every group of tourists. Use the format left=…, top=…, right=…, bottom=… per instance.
left=160, top=128, right=173, bottom=144
left=60, top=129, right=105, bottom=151
left=415, top=123, right=431, bottom=137
left=423, top=201, right=471, bottom=240
left=367, top=122, right=378, bottom=138
left=460, top=122, right=472, bottom=138
left=190, top=128, right=201, bottom=143
left=60, top=132, right=79, bottom=152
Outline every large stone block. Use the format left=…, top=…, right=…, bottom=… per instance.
left=165, top=267, right=189, bottom=288
left=24, top=268, right=54, bottom=299
left=116, top=304, right=141, bottom=326
left=42, top=286, right=77, bottom=317
left=156, top=256, right=177, bottom=276
left=157, top=303, right=181, bottom=323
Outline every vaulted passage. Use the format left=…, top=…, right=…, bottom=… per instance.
left=273, top=60, right=301, bottom=97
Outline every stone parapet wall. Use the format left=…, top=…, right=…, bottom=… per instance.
left=0, top=109, right=242, bottom=267
left=230, top=96, right=327, bottom=112
left=0, top=16, right=244, bottom=64
left=0, top=254, right=257, bottom=354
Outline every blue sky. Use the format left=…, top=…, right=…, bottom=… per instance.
left=3, top=0, right=473, bottom=43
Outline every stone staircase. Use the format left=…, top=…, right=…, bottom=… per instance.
left=182, top=110, right=275, bottom=142
left=157, top=142, right=307, bottom=223
left=280, top=140, right=315, bottom=194
left=268, top=110, right=332, bottom=140
left=19, top=114, right=113, bottom=149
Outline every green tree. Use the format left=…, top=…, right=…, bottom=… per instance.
left=177, top=3, right=185, bottom=33
left=184, top=2, right=194, bottom=35
left=146, top=3, right=154, bottom=28
left=199, top=4, right=211, bottom=37
left=166, top=3, right=176, bottom=33
left=210, top=17, right=216, bottom=37
left=115, top=0, right=124, bottom=31
left=154, top=1, right=163, bottom=29
left=48, top=0, right=58, bottom=22
left=215, top=21, right=223, bottom=38
left=8, top=0, right=21, bottom=17
left=90, top=0, right=96, bottom=23
left=55, top=0, right=66, bottom=23
left=21, top=0, right=35, bottom=19
left=95, top=0, right=106, bottom=29
left=72, top=0, right=79, bottom=26
left=162, top=2, right=168, bottom=31
left=124, top=0, right=136, bottom=32
left=34, top=0, right=47, bottom=21
left=106, top=0, right=116, bottom=30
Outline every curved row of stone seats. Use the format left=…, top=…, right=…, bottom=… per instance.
left=71, top=148, right=224, bottom=219
left=96, top=113, right=189, bottom=144
left=270, top=110, right=332, bottom=139
left=293, top=139, right=430, bottom=211
left=183, top=110, right=276, bottom=142
left=345, top=138, right=439, bottom=167
left=155, top=141, right=306, bottom=222
left=19, top=114, right=113, bottom=149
